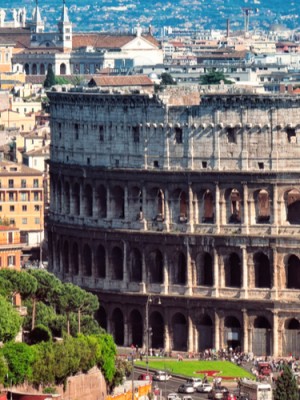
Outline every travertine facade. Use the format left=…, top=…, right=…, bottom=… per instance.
left=48, top=86, right=300, bottom=356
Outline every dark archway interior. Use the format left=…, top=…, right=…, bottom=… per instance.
left=97, top=185, right=107, bottom=218
left=176, top=252, right=186, bottom=284
left=63, top=242, right=69, bottom=273
left=149, top=250, right=164, bottom=283
left=96, top=245, right=106, bottom=278
left=72, top=243, right=79, bottom=275
left=111, top=247, right=123, bottom=280
left=287, top=255, right=300, bottom=289
left=96, top=306, right=107, bottom=330
left=73, top=183, right=80, bottom=215
left=203, top=191, right=214, bottom=223
left=287, top=190, right=300, bottom=224
left=202, top=252, right=213, bottom=286
left=286, top=319, right=300, bottom=330
left=112, top=308, right=124, bottom=345
left=130, top=310, right=143, bottom=347
left=83, top=244, right=92, bottom=276
left=84, top=185, right=93, bottom=217
left=172, top=313, right=187, bottom=351
left=225, top=253, right=241, bottom=288
left=131, top=249, right=142, bottom=282
left=254, top=316, right=271, bottom=329
left=150, top=311, right=164, bottom=349
left=254, top=252, right=271, bottom=288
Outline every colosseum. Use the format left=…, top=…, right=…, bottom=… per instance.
left=47, top=85, right=300, bottom=357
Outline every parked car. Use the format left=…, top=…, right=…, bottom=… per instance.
left=138, top=373, right=152, bottom=381
left=153, top=370, right=172, bottom=381
left=186, top=378, right=203, bottom=388
left=197, top=383, right=213, bottom=393
left=168, top=393, right=181, bottom=400
left=178, top=384, right=195, bottom=394
left=208, top=388, right=228, bottom=400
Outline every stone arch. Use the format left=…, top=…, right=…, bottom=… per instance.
left=111, top=246, right=123, bottom=280
left=83, top=244, right=92, bottom=276
left=129, top=248, right=142, bottom=282
left=225, top=253, right=242, bottom=288
left=255, top=189, right=270, bottom=223
left=252, top=316, right=272, bottom=356
left=197, top=252, right=213, bottom=286
left=96, top=244, right=106, bottom=278
left=24, top=63, right=29, bottom=75
left=111, top=308, right=124, bottom=345
left=40, top=63, right=45, bottom=75
left=283, top=318, right=300, bottom=357
left=95, top=306, right=107, bottom=330
left=226, top=188, right=241, bottom=223
left=72, top=242, right=79, bottom=275
left=64, top=182, right=70, bottom=214
left=172, top=313, right=187, bottom=351
left=173, top=252, right=186, bottom=285
left=32, top=63, right=37, bottom=75
left=286, top=189, right=300, bottom=224
left=129, top=186, right=142, bottom=221
left=83, top=184, right=93, bottom=217
left=254, top=252, right=272, bottom=288
left=203, top=189, right=214, bottom=223
left=129, top=309, right=143, bottom=347
left=171, top=189, right=188, bottom=223
left=73, top=182, right=80, bottom=216
left=286, top=255, right=300, bottom=289
left=149, top=311, right=164, bottom=349
left=148, top=249, right=164, bottom=284
left=63, top=241, right=69, bottom=274
left=60, top=63, right=66, bottom=75
left=224, top=316, right=242, bottom=351
left=96, top=185, right=107, bottom=218
left=198, top=314, right=213, bottom=351
left=111, top=186, right=124, bottom=219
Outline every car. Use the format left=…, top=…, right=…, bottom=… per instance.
left=138, top=373, right=152, bottom=381
left=178, top=384, right=195, bottom=394
left=208, top=389, right=228, bottom=400
left=223, top=394, right=237, bottom=400
left=168, top=393, right=181, bottom=400
left=197, top=383, right=213, bottom=393
left=153, top=370, right=172, bottom=381
left=186, top=378, right=203, bottom=388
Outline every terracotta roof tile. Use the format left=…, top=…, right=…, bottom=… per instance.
left=89, top=75, right=154, bottom=87
left=72, top=33, right=159, bottom=49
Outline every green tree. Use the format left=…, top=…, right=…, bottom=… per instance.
left=0, top=269, right=37, bottom=302
left=160, top=72, right=176, bottom=85
left=0, top=295, right=22, bottom=342
left=0, top=355, right=8, bottom=385
left=44, top=65, right=56, bottom=88
left=53, top=336, right=81, bottom=385
left=110, top=357, right=132, bottom=390
left=28, top=324, right=52, bottom=344
left=274, top=365, right=298, bottom=400
left=95, top=333, right=116, bottom=383
left=31, top=342, right=55, bottom=388
left=2, top=342, right=37, bottom=385
left=23, top=300, right=57, bottom=333
left=200, top=71, right=233, bottom=85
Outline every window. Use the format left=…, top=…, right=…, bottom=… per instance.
left=0, top=206, right=2, bottom=212
left=33, top=192, right=39, bottom=201
left=153, top=160, right=159, bottom=168
left=87, top=157, right=90, bottom=165
left=33, top=179, right=39, bottom=188
left=22, top=205, right=27, bottom=211
left=21, top=179, right=26, bottom=188
left=9, top=219, right=15, bottom=225
left=20, top=192, right=28, bottom=201
left=75, top=123, right=79, bottom=140
left=133, top=126, right=140, bottom=143
left=287, top=128, right=296, bottom=143
left=8, top=232, right=13, bottom=244
left=99, top=125, right=104, bottom=141
left=202, top=161, right=208, bottom=168
left=22, top=218, right=27, bottom=224
left=10, top=206, right=15, bottom=212
left=8, top=179, right=14, bottom=188
left=258, top=162, right=264, bottom=170
left=175, top=127, right=183, bottom=144
left=35, top=217, right=40, bottom=225
left=9, top=193, right=14, bottom=201
left=227, top=127, right=237, bottom=144
left=7, top=255, right=16, bottom=266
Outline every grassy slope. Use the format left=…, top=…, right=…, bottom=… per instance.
left=135, top=360, right=253, bottom=379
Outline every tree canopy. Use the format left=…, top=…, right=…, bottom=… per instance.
left=274, top=365, right=298, bottom=400
left=0, top=295, right=22, bottom=343
left=199, top=71, right=233, bottom=85
left=44, top=66, right=56, bottom=88
left=160, top=72, right=176, bottom=85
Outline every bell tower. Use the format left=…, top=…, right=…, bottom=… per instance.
left=57, top=0, right=72, bottom=51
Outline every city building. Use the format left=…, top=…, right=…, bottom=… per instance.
left=0, top=160, right=43, bottom=248
left=47, top=84, right=300, bottom=357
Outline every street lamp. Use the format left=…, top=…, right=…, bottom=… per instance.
left=145, top=294, right=161, bottom=373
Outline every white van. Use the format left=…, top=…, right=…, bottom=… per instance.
left=239, top=379, right=272, bottom=400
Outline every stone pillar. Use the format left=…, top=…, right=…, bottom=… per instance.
left=106, top=186, right=111, bottom=220
left=243, top=182, right=249, bottom=234
left=242, top=309, right=249, bottom=353
left=273, top=311, right=279, bottom=357
left=272, top=247, right=278, bottom=299
left=141, top=249, right=146, bottom=293
left=272, top=184, right=278, bottom=234
left=123, top=241, right=127, bottom=287
left=105, top=245, right=110, bottom=280
left=142, top=185, right=147, bottom=230
left=248, top=327, right=253, bottom=353
left=163, top=251, right=169, bottom=295
left=164, top=189, right=170, bottom=231
left=188, top=184, right=194, bottom=233
left=215, top=182, right=220, bottom=233
left=213, top=248, right=219, bottom=296
left=91, top=244, right=96, bottom=279
left=92, top=187, right=97, bottom=217
left=186, top=241, right=193, bottom=295
left=214, top=310, right=220, bottom=351
left=124, top=319, right=129, bottom=347
left=124, top=185, right=129, bottom=222
left=79, top=182, right=84, bottom=217
left=187, top=131, right=194, bottom=170
left=220, top=192, right=226, bottom=226
left=242, top=245, right=248, bottom=299
left=164, top=320, right=171, bottom=352
left=187, top=315, right=194, bottom=352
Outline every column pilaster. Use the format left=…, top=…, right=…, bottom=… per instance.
left=241, top=245, right=248, bottom=299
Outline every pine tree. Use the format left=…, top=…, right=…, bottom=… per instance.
left=274, top=364, right=298, bottom=400
left=43, top=65, right=56, bottom=88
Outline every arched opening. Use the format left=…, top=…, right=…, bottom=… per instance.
left=111, top=186, right=124, bottom=219
left=283, top=319, right=300, bottom=356
left=112, top=308, right=124, bottom=345
left=64, top=182, right=70, bottom=214
left=32, top=63, right=37, bottom=75
left=72, top=242, right=79, bottom=275
left=253, top=316, right=272, bottom=356
left=83, top=244, right=92, bottom=276
left=73, top=183, right=80, bottom=216
left=40, top=63, right=45, bottom=75
left=83, top=184, right=93, bottom=217
left=96, top=245, right=105, bottom=278
left=95, top=306, right=107, bottom=330
left=149, top=311, right=164, bottom=349
left=228, top=189, right=241, bottom=223
left=111, top=247, right=123, bottom=280
left=130, top=310, right=143, bottom=348
left=254, top=252, right=271, bottom=288
left=96, top=185, right=107, bottom=218
left=198, top=252, right=213, bottom=286
left=287, top=189, right=300, bottom=224
left=198, top=314, right=213, bottom=351
left=156, top=189, right=164, bottom=220
left=172, top=313, right=187, bottom=351
left=256, top=190, right=270, bottom=223
left=148, top=250, right=164, bottom=284
left=57, top=181, right=62, bottom=213
left=287, top=255, right=300, bottom=289
left=24, top=63, right=29, bottom=75
left=129, top=187, right=142, bottom=221
left=179, top=191, right=188, bottom=222
left=224, top=316, right=242, bottom=351
left=174, top=252, right=186, bottom=285
left=203, top=190, right=214, bottom=223
left=63, top=241, right=69, bottom=274
left=225, top=253, right=242, bottom=288
left=55, top=241, right=60, bottom=271
left=129, top=248, right=142, bottom=282
left=60, top=63, right=66, bottom=75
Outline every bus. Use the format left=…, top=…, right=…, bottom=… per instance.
left=239, top=379, right=272, bottom=400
